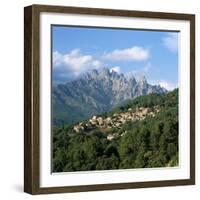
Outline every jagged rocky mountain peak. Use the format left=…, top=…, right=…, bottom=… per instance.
left=53, top=68, right=168, bottom=125
left=139, top=74, right=147, bottom=85
left=90, top=69, right=98, bottom=76
left=128, top=75, right=137, bottom=86
left=100, top=67, right=110, bottom=76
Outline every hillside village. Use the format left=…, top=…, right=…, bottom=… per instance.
left=53, top=89, right=178, bottom=172
left=73, top=106, right=160, bottom=140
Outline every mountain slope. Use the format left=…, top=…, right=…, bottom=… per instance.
left=53, top=68, right=167, bottom=126
left=53, top=89, right=178, bottom=172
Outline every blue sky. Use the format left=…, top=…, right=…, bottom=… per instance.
left=52, top=25, right=178, bottom=90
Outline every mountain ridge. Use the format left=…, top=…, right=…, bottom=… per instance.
left=53, top=68, right=167, bottom=126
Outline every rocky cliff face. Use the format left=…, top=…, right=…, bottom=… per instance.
left=53, top=68, right=167, bottom=125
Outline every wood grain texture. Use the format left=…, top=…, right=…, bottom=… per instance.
left=190, top=15, right=195, bottom=185
left=24, top=5, right=40, bottom=194
left=24, top=5, right=34, bottom=194
left=24, top=4, right=195, bottom=195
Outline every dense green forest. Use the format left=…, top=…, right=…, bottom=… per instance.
left=53, top=89, right=178, bottom=172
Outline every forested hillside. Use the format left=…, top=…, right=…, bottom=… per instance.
left=53, top=89, right=178, bottom=172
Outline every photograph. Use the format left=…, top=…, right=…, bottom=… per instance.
left=24, top=5, right=195, bottom=194
left=52, top=26, right=179, bottom=172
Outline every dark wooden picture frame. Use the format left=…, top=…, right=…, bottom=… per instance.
left=24, top=4, right=195, bottom=195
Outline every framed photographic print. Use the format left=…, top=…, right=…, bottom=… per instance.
left=24, top=4, right=195, bottom=194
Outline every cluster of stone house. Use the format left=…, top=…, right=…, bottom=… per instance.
left=73, top=106, right=160, bottom=137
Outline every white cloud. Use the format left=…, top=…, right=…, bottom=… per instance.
left=159, top=81, right=177, bottom=91
left=53, top=49, right=103, bottom=82
left=110, top=66, right=121, bottom=73
left=54, top=49, right=94, bottom=71
left=103, top=46, right=150, bottom=61
left=92, top=60, right=102, bottom=68
left=162, top=33, right=178, bottom=53
left=150, top=80, right=177, bottom=91
left=125, top=62, right=151, bottom=79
